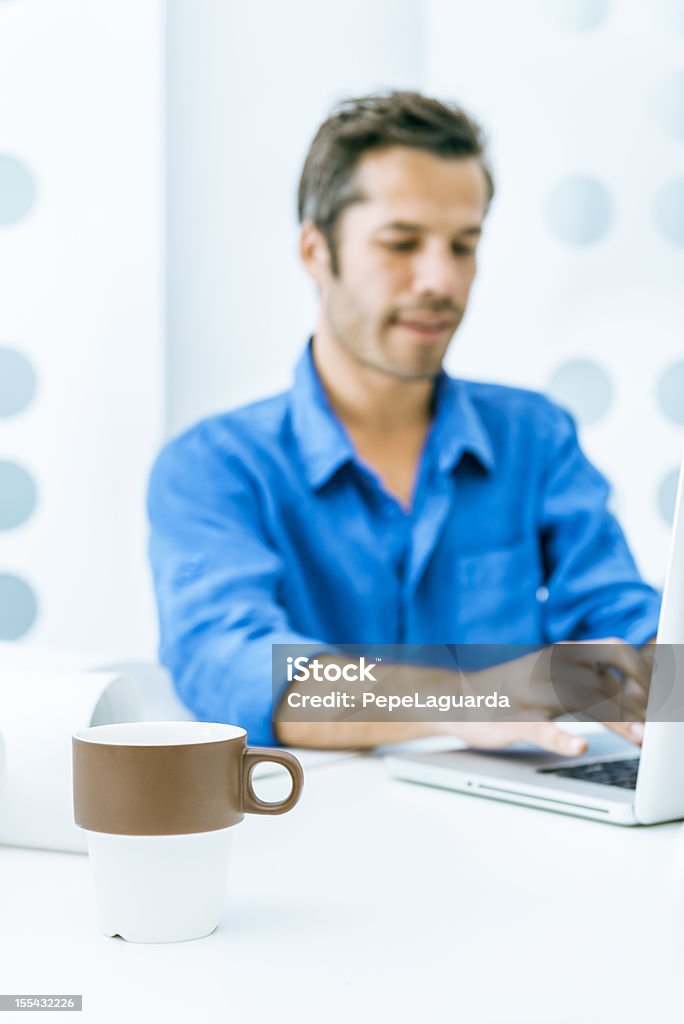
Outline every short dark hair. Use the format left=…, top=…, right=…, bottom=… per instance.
left=298, top=90, right=494, bottom=273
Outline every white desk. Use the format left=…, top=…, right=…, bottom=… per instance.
left=1, top=752, right=683, bottom=1024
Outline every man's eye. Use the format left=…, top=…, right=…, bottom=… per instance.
left=452, top=245, right=476, bottom=257
left=383, top=240, right=418, bottom=252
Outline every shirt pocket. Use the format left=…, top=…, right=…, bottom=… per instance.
left=453, top=536, right=544, bottom=642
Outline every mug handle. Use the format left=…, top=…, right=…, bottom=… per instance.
left=241, top=747, right=304, bottom=815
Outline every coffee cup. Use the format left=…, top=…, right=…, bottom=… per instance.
left=72, top=721, right=303, bottom=943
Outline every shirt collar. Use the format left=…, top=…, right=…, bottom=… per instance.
left=290, top=343, right=356, bottom=490
left=290, top=342, right=495, bottom=491
left=429, top=371, right=496, bottom=476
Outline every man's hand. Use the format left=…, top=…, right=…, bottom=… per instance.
left=449, top=637, right=651, bottom=755
left=582, top=636, right=652, bottom=749
left=434, top=721, right=591, bottom=757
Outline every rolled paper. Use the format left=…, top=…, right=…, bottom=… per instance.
left=0, top=671, right=142, bottom=852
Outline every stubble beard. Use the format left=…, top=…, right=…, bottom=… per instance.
left=327, top=298, right=458, bottom=383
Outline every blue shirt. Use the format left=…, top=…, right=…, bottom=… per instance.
left=147, top=343, right=661, bottom=745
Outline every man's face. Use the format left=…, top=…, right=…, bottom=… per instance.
left=309, top=146, right=489, bottom=380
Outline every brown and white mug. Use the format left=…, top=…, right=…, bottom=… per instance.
left=72, top=721, right=304, bottom=943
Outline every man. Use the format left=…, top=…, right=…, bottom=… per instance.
left=148, top=92, right=659, bottom=755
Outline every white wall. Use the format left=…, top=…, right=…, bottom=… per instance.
left=0, top=0, right=164, bottom=657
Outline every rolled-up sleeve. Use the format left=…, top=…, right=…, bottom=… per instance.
left=147, top=425, right=325, bottom=746
left=540, top=406, right=661, bottom=645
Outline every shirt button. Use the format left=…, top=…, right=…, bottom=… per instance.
left=384, top=503, right=402, bottom=521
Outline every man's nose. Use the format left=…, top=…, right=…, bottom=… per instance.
left=411, top=243, right=463, bottom=298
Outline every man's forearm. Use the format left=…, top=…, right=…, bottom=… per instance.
left=274, top=717, right=445, bottom=749
left=273, top=654, right=455, bottom=749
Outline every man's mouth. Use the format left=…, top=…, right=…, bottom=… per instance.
left=392, top=316, right=457, bottom=338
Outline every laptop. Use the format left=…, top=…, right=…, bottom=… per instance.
left=385, top=455, right=684, bottom=826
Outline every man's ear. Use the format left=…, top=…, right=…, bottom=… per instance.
left=299, top=221, right=333, bottom=285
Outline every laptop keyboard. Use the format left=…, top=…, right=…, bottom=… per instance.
left=542, top=757, right=640, bottom=790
